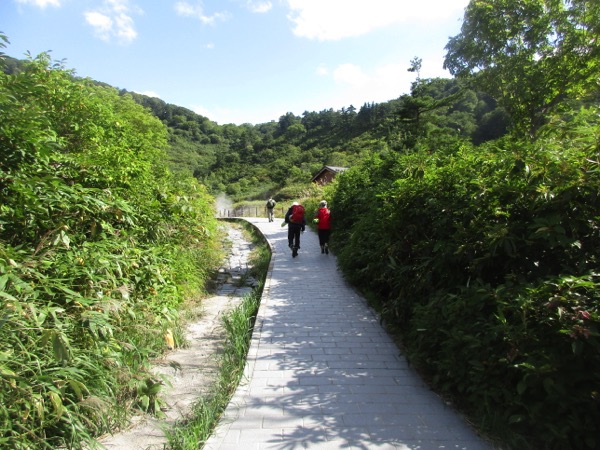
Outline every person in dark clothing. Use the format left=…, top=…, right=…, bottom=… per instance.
left=266, top=197, right=276, bottom=222
left=284, top=202, right=306, bottom=257
left=314, top=200, right=331, bottom=254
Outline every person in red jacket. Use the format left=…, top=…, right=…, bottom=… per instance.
left=284, top=202, right=306, bottom=257
left=314, top=200, right=331, bottom=254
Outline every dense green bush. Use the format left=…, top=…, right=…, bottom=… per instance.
left=0, top=51, right=220, bottom=448
left=331, top=107, right=600, bottom=449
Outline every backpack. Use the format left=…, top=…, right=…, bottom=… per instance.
left=317, top=208, right=331, bottom=228
left=290, top=204, right=305, bottom=223
left=266, top=199, right=275, bottom=209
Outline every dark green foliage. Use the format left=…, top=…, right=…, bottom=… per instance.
left=330, top=107, right=600, bottom=448
left=444, top=0, right=600, bottom=138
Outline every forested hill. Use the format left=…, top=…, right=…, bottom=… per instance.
left=126, top=78, right=510, bottom=201
left=3, top=55, right=510, bottom=202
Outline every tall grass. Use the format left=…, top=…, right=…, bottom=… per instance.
left=0, top=50, right=222, bottom=448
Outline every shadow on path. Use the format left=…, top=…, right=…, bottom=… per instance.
left=206, top=218, right=495, bottom=450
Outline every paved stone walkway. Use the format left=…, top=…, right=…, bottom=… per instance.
left=205, top=218, right=495, bottom=450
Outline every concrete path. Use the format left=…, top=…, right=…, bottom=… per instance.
left=205, top=217, right=495, bottom=450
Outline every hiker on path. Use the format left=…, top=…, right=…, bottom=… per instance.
left=314, top=200, right=331, bottom=254
left=284, top=202, right=305, bottom=257
left=266, top=197, right=276, bottom=222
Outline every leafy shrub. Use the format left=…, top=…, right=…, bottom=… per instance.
left=0, top=50, right=220, bottom=447
left=330, top=107, right=600, bottom=449
left=275, top=182, right=322, bottom=202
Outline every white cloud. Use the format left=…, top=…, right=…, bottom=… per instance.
left=315, top=57, right=450, bottom=112
left=191, top=104, right=239, bottom=124
left=136, top=90, right=160, bottom=98
left=191, top=104, right=212, bottom=118
left=322, top=62, right=410, bottom=109
left=247, top=1, right=272, bottom=13
left=332, top=63, right=369, bottom=87
left=114, top=13, right=137, bottom=41
left=84, top=0, right=139, bottom=44
left=190, top=56, right=452, bottom=125
left=16, top=0, right=60, bottom=8
left=175, top=2, right=229, bottom=25
left=84, top=12, right=113, bottom=40
left=286, top=0, right=469, bottom=41
left=316, top=64, right=328, bottom=76
left=174, top=2, right=193, bottom=16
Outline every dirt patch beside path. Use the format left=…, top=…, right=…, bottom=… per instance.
left=99, top=223, right=257, bottom=449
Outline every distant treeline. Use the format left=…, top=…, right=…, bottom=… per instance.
left=125, top=77, right=511, bottom=200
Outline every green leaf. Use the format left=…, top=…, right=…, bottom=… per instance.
left=67, top=379, right=88, bottom=401
left=509, top=414, right=526, bottom=424
left=48, top=390, right=65, bottom=419
left=51, top=331, right=71, bottom=363
left=139, top=395, right=150, bottom=411
left=0, top=274, right=8, bottom=291
left=0, top=291, right=17, bottom=301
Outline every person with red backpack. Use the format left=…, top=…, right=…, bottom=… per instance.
left=284, top=202, right=306, bottom=257
left=314, top=200, right=331, bottom=254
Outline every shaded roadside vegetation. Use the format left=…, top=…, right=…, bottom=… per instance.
left=324, top=1, right=600, bottom=448
left=330, top=118, right=600, bottom=448
left=0, top=37, right=221, bottom=448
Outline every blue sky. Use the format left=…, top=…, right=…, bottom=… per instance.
left=2, top=0, right=470, bottom=125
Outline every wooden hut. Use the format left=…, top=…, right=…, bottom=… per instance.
left=311, top=166, right=348, bottom=185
